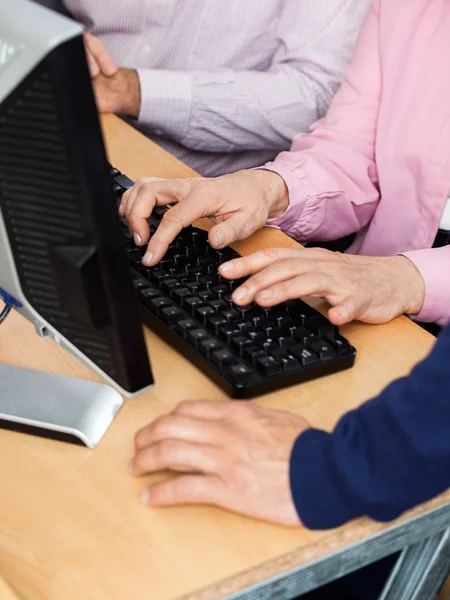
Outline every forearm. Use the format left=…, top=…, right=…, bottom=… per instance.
left=137, top=66, right=347, bottom=153
left=290, top=325, right=450, bottom=529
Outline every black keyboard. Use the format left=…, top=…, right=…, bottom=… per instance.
left=109, top=165, right=356, bottom=398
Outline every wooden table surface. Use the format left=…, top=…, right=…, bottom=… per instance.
left=0, top=114, right=448, bottom=600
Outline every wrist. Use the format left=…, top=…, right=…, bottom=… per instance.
left=391, top=255, right=426, bottom=316
left=119, top=68, right=141, bottom=118
left=252, top=169, right=289, bottom=219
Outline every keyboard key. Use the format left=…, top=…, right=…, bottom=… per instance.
left=271, top=348, right=290, bottom=362
left=209, top=298, right=228, bottom=313
left=149, top=297, right=171, bottom=315
left=186, top=281, right=202, bottom=294
left=308, top=340, right=337, bottom=360
left=291, top=345, right=320, bottom=367
left=218, top=323, right=241, bottom=342
left=138, top=286, right=161, bottom=305
left=161, top=306, right=184, bottom=325
left=212, top=349, right=236, bottom=369
left=308, top=340, right=336, bottom=360
left=330, top=335, right=352, bottom=356
left=199, top=338, right=223, bottom=358
left=212, top=284, right=229, bottom=298
left=172, top=287, right=193, bottom=303
left=151, top=270, right=170, bottom=284
left=277, top=336, right=296, bottom=348
left=184, top=297, right=205, bottom=316
left=231, top=335, right=252, bottom=356
left=132, top=277, right=149, bottom=290
left=113, top=174, right=134, bottom=189
left=243, top=345, right=266, bottom=366
left=176, top=318, right=197, bottom=337
left=161, top=278, right=180, bottom=294
left=196, top=305, right=217, bottom=325
left=247, top=328, right=265, bottom=345
left=281, top=355, right=301, bottom=372
left=198, top=289, right=216, bottom=302
left=228, top=364, right=254, bottom=386
left=207, top=315, right=228, bottom=335
left=256, top=356, right=283, bottom=377
left=187, top=328, right=209, bottom=348
left=222, top=308, right=239, bottom=321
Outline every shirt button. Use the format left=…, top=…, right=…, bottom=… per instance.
left=155, top=129, right=163, bottom=136
left=142, top=44, right=151, bottom=55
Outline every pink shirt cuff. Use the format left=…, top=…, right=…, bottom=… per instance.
left=258, top=159, right=314, bottom=241
left=137, top=69, right=192, bottom=139
left=401, top=246, right=450, bottom=327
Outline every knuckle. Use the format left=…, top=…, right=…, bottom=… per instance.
left=162, top=206, right=184, bottom=225
left=159, top=439, right=180, bottom=462
left=261, top=247, right=281, bottom=260
left=152, top=416, right=172, bottom=437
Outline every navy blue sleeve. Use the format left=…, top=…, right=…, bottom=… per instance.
left=290, top=325, right=450, bottom=529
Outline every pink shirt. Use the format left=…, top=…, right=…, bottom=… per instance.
left=267, top=0, right=450, bottom=327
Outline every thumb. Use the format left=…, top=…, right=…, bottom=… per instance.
left=328, top=295, right=361, bottom=326
left=84, top=32, right=117, bottom=77
left=85, top=47, right=100, bottom=78
left=209, top=212, right=252, bottom=249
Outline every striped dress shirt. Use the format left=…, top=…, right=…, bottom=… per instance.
left=35, top=0, right=370, bottom=176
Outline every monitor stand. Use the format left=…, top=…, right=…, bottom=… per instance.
left=0, top=364, right=123, bottom=448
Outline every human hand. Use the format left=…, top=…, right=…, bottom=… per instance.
left=92, top=68, right=141, bottom=117
left=129, top=401, right=309, bottom=526
left=119, top=170, right=289, bottom=266
left=83, top=32, right=117, bottom=78
left=218, top=247, right=425, bottom=325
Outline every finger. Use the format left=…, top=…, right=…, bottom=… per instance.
left=123, top=178, right=194, bottom=249
left=252, top=272, right=335, bottom=307
left=208, top=211, right=256, bottom=249
left=85, top=48, right=100, bottom=78
left=140, top=474, right=224, bottom=507
left=230, top=257, right=315, bottom=305
left=219, top=248, right=295, bottom=280
left=173, top=400, right=232, bottom=420
left=84, top=32, right=117, bottom=76
left=134, top=414, right=217, bottom=450
left=328, top=295, right=362, bottom=325
left=143, top=194, right=211, bottom=266
left=130, top=439, right=220, bottom=477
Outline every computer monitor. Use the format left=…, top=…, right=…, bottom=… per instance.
left=0, top=0, right=154, bottom=397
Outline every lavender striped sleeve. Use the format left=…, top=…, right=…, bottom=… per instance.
left=137, top=0, right=371, bottom=154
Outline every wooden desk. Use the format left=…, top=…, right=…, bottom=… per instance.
left=0, top=575, right=20, bottom=600
left=1, top=114, right=449, bottom=600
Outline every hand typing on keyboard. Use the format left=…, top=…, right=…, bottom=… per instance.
left=218, top=247, right=424, bottom=326
left=119, top=170, right=289, bottom=267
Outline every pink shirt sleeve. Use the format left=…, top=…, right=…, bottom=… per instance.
left=402, top=247, right=450, bottom=327
left=264, top=0, right=382, bottom=243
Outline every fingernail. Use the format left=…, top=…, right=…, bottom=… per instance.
left=128, top=460, right=134, bottom=476
left=133, top=233, right=141, bottom=245
left=143, top=251, right=153, bottom=266
left=215, top=230, right=224, bottom=248
left=119, top=203, right=124, bottom=215
left=233, top=287, right=247, bottom=301
left=219, top=262, right=232, bottom=273
left=140, top=488, right=151, bottom=506
left=259, top=289, right=273, bottom=299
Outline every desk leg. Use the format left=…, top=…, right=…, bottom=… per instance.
left=379, top=528, right=450, bottom=600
